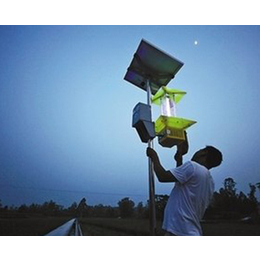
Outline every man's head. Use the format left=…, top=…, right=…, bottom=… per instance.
left=191, top=146, right=223, bottom=169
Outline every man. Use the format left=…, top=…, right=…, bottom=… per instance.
left=146, top=135, right=223, bottom=236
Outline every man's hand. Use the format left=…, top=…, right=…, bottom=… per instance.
left=177, top=131, right=189, bottom=156
left=146, top=147, right=158, bottom=161
left=147, top=147, right=178, bottom=183
left=174, top=131, right=189, bottom=166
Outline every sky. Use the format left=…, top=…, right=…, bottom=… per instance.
left=1, top=25, right=260, bottom=207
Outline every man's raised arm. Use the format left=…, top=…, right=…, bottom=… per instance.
left=174, top=131, right=189, bottom=167
left=146, top=148, right=178, bottom=183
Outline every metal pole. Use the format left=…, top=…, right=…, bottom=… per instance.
left=147, top=79, right=156, bottom=235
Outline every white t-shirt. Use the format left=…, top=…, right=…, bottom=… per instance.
left=162, top=161, right=214, bottom=236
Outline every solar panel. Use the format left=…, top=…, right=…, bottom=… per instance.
left=124, top=39, right=184, bottom=95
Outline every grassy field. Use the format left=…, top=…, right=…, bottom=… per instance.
left=202, top=221, right=260, bottom=236
left=0, top=216, right=71, bottom=236
left=79, top=218, right=154, bottom=236
left=1, top=216, right=260, bottom=236
left=79, top=218, right=260, bottom=236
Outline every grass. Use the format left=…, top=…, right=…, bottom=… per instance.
left=1, top=216, right=260, bottom=236
left=79, top=218, right=260, bottom=236
left=202, top=221, right=260, bottom=236
left=0, top=216, right=71, bottom=236
left=79, top=218, right=153, bottom=235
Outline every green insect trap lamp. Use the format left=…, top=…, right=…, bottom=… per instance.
left=124, top=39, right=196, bottom=148
left=152, top=86, right=196, bottom=148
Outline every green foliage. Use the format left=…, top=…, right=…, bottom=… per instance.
left=77, top=198, right=88, bottom=217
left=224, top=177, right=236, bottom=196
left=136, top=202, right=145, bottom=219
left=154, top=195, right=169, bottom=220
left=205, top=178, right=259, bottom=220
left=68, top=202, right=78, bottom=215
left=118, top=197, right=135, bottom=218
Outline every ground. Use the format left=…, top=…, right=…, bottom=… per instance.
left=1, top=217, right=260, bottom=236
left=0, top=216, right=70, bottom=236
left=79, top=218, right=260, bottom=236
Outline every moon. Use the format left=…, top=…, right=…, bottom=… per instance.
left=194, top=40, right=198, bottom=45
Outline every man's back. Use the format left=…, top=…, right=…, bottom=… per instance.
left=162, top=161, right=214, bottom=236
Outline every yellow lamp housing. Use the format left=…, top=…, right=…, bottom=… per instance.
left=155, top=116, right=196, bottom=147
left=152, top=86, right=196, bottom=148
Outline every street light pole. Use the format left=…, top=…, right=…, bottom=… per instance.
left=124, top=39, right=184, bottom=235
left=147, top=79, right=156, bottom=236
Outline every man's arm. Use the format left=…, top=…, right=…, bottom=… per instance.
left=146, top=148, right=178, bottom=183
left=174, top=131, right=189, bottom=167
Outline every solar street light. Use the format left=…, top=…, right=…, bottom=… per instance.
left=124, top=39, right=184, bottom=235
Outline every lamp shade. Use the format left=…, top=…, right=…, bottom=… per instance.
left=151, top=86, right=186, bottom=105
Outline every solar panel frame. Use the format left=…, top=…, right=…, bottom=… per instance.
left=124, top=39, right=184, bottom=95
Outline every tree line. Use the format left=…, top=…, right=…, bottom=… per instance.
left=1, top=178, right=259, bottom=221
left=205, top=178, right=260, bottom=221
left=0, top=197, right=145, bottom=219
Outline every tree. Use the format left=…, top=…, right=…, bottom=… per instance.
left=248, top=184, right=257, bottom=202
left=256, top=182, right=260, bottom=194
left=77, top=198, right=88, bottom=217
left=136, top=202, right=145, bottom=219
left=118, top=197, right=135, bottom=218
left=247, top=184, right=258, bottom=214
left=154, top=195, right=169, bottom=220
left=224, top=177, right=237, bottom=196
left=18, top=204, right=28, bottom=213
left=210, top=178, right=260, bottom=220
left=29, top=203, right=40, bottom=214
left=0, top=199, right=5, bottom=213
left=105, top=206, right=118, bottom=218
left=210, top=178, right=240, bottom=219
left=92, top=204, right=106, bottom=217
left=68, top=202, right=78, bottom=216
left=41, top=200, right=62, bottom=216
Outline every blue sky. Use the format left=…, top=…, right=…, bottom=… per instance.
left=1, top=25, right=260, bottom=207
